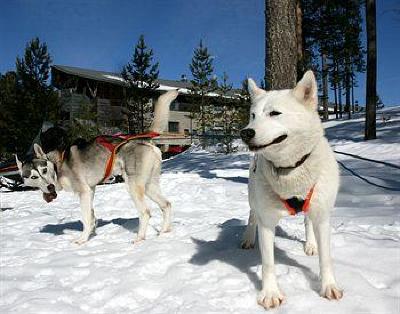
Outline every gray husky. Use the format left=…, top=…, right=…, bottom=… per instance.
left=16, top=90, right=178, bottom=245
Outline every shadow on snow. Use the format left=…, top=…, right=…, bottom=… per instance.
left=189, top=218, right=320, bottom=293
left=40, top=217, right=139, bottom=235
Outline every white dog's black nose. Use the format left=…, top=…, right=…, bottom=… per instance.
left=47, top=184, right=55, bottom=193
left=240, top=128, right=255, bottom=142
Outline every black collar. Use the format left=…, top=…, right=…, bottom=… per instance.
left=263, top=151, right=311, bottom=172
left=275, top=153, right=311, bottom=171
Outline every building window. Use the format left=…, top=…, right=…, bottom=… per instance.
left=168, top=121, right=179, bottom=133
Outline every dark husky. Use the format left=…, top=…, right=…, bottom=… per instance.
left=16, top=90, right=178, bottom=244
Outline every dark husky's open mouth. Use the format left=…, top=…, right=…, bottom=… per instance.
left=249, top=134, right=288, bottom=151
left=43, top=192, right=57, bottom=203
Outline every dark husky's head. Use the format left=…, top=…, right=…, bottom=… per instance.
left=16, top=147, right=59, bottom=202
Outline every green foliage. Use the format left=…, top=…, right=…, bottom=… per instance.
left=0, top=38, right=59, bottom=158
left=189, top=40, right=218, bottom=138
left=67, top=98, right=101, bottom=141
left=302, top=0, right=365, bottom=118
left=215, top=73, right=248, bottom=154
left=122, top=35, right=159, bottom=133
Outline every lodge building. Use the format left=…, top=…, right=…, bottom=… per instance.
left=51, top=65, right=202, bottom=148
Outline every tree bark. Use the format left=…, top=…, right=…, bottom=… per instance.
left=265, top=0, right=298, bottom=89
left=339, top=83, right=343, bottom=119
left=351, top=73, right=355, bottom=113
left=365, top=0, right=377, bottom=140
left=345, top=59, right=351, bottom=119
left=321, top=52, right=329, bottom=121
left=333, top=70, right=338, bottom=120
left=296, top=0, right=304, bottom=79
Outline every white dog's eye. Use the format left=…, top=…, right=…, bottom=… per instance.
left=252, top=113, right=255, bottom=119
left=269, top=111, right=282, bottom=117
left=31, top=175, right=39, bottom=180
left=42, top=168, right=47, bottom=175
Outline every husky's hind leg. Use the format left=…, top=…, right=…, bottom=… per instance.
left=241, top=209, right=257, bottom=249
left=145, top=183, right=172, bottom=233
left=127, top=181, right=150, bottom=243
left=74, top=187, right=96, bottom=245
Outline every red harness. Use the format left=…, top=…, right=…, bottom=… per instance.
left=95, top=131, right=160, bottom=182
left=280, top=185, right=315, bottom=216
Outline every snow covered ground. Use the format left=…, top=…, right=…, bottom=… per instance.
left=1, top=107, right=399, bottom=313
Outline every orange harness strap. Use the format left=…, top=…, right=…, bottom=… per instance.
left=99, top=132, right=160, bottom=183
left=280, top=185, right=315, bottom=216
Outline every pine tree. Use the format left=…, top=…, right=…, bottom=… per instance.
left=216, top=73, right=235, bottom=153
left=122, top=35, right=160, bottom=133
left=0, top=72, right=19, bottom=159
left=2, top=38, right=59, bottom=156
left=189, top=40, right=217, bottom=141
left=302, top=0, right=365, bottom=120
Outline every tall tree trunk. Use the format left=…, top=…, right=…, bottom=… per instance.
left=365, top=0, right=377, bottom=139
left=333, top=73, right=338, bottom=119
left=265, top=0, right=298, bottom=89
left=345, top=59, right=351, bottom=119
left=321, top=52, right=329, bottom=120
left=338, top=83, right=343, bottom=119
left=296, top=0, right=304, bottom=79
left=351, top=74, right=355, bottom=113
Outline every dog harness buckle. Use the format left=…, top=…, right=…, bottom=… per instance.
left=280, top=185, right=315, bottom=216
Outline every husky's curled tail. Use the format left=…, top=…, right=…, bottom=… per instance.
left=150, top=90, right=179, bottom=133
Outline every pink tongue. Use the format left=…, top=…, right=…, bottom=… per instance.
left=43, top=192, right=57, bottom=203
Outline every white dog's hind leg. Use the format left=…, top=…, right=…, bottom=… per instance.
left=145, top=183, right=172, bottom=233
left=74, top=188, right=96, bottom=245
left=129, top=183, right=150, bottom=243
left=241, top=209, right=257, bottom=249
left=304, top=215, right=318, bottom=256
left=257, top=222, right=285, bottom=309
left=310, top=214, right=343, bottom=300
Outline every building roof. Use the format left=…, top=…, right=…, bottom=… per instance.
left=52, top=64, right=192, bottom=91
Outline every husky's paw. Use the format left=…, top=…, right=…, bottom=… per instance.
left=321, top=284, right=343, bottom=300
left=241, top=239, right=255, bottom=249
left=132, top=236, right=145, bottom=244
left=160, top=226, right=172, bottom=234
left=72, top=236, right=89, bottom=245
left=257, top=289, right=285, bottom=309
left=304, top=241, right=318, bottom=256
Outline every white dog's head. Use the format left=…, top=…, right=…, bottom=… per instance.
left=241, top=70, right=323, bottom=167
left=16, top=144, right=59, bottom=202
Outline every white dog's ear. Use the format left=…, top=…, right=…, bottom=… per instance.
left=293, top=70, right=318, bottom=110
left=33, top=143, right=47, bottom=159
left=15, top=154, right=23, bottom=174
left=248, top=78, right=266, bottom=101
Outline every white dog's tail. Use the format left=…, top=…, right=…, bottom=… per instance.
left=149, top=90, right=179, bottom=133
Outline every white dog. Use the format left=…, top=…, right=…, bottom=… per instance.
left=240, top=71, right=343, bottom=309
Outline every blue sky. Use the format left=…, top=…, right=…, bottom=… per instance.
left=0, top=0, right=399, bottom=105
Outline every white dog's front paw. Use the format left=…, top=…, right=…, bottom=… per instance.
left=304, top=241, right=318, bottom=256
left=320, top=284, right=343, bottom=300
left=257, top=289, right=285, bottom=309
